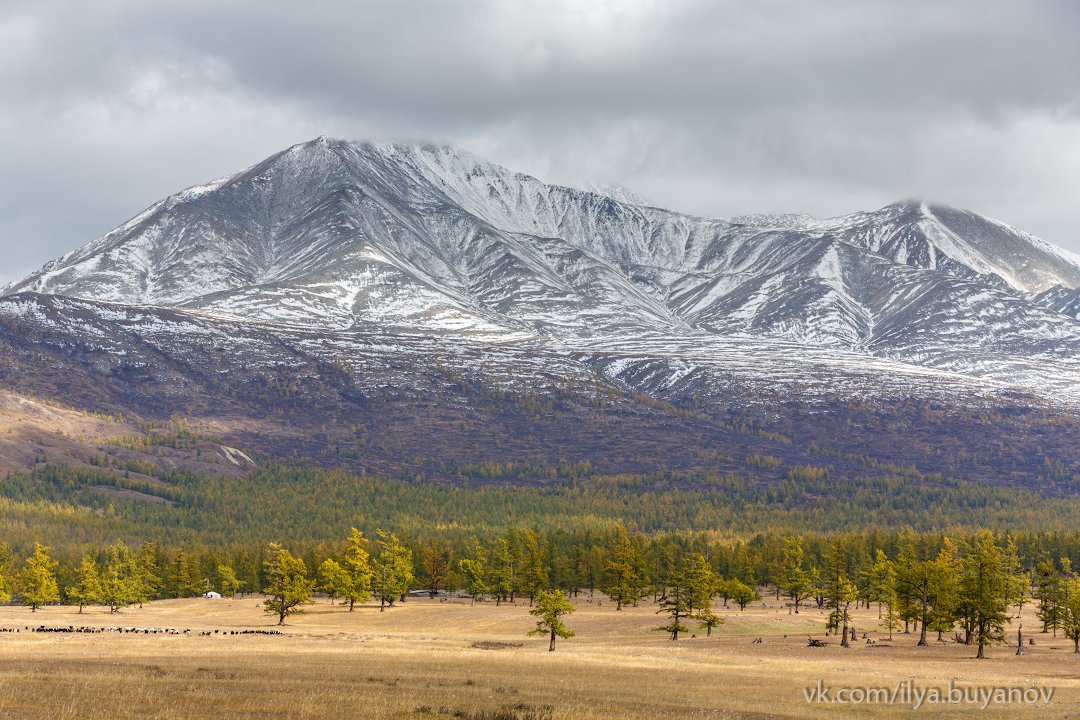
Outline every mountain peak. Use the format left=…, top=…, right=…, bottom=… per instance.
left=5, top=138, right=1080, bottom=343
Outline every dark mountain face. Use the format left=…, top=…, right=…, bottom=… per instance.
left=2, top=137, right=1079, bottom=486
left=1, top=291, right=1077, bottom=489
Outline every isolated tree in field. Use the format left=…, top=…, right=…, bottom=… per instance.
left=821, top=541, right=857, bottom=648
left=101, top=540, right=141, bottom=613
left=341, top=528, right=374, bottom=611
left=262, top=542, right=315, bottom=625
left=697, top=605, right=725, bottom=637
left=602, top=525, right=644, bottom=610
left=421, top=538, right=454, bottom=597
left=656, top=567, right=693, bottom=641
left=726, top=578, right=759, bottom=611
left=317, top=558, right=350, bottom=604
left=778, top=537, right=815, bottom=613
left=68, top=555, right=102, bottom=613
left=961, top=530, right=1010, bottom=659
left=529, top=589, right=576, bottom=651
left=373, top=530, right=414, bottom=611
left=17, top=543, right=60, bottom=611
left=216, top=563, right=242, bottom=598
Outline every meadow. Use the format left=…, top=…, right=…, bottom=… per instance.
left=1, top=594, right=1074, bottom=719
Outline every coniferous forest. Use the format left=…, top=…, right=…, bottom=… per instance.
left=4, top=461, right=1080, bottom=658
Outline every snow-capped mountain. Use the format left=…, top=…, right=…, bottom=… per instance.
left=6, top=136, right=1080, bottom=399
left=4, top=137, right=1080, bottom=484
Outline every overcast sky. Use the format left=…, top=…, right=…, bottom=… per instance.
left=2, top=0, right=1079, bottom=286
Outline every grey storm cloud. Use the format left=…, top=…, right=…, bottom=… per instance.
left=2, top=0, right=1079, bottom=285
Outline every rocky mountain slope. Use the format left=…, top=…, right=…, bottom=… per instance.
left=2, top=138, right=1079, bottom=486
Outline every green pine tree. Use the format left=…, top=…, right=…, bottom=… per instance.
left=893, top=532, right=923, bottom=634
left=602, top=525, right=644, bottom=610
left=68, top=555, right=102, bottom=613
left=341, top=528, right=374, bottom=611
left=656, top=564, right=693, bottom=641
left=458, top=541, right=489, bottom=604
left=101, top=540, right=140, bottom=613
left=864, top=549, right=900, bottom=640
left=262, top=542, right=315, bottom=625
left=684, top=553, right=723, bottom=636
left=821, top=541, right=858, bottom=648
left=420, top=538, right=453, bottom=598
left=1035, top=560, right=1064, bottom=636
left=1062, top=576, right=1080, bottom=654
left=372, top=530, right=413, bottom=611
left=170, top=547, right=201, bottom=598
left=961, top=530, right=1010, bottom=659
left=317, top=558, right=350, bottom=604
left=216, top=563, right=242, bottom=598
left=1002, top=535, right=1028, bottom=617
left=528, top=589, right=576, bottom=651
left=132, top=542, right=161, bottom=606
left=519, top=530, right=550, bottom=605
left=778, top=537, right=816, bottom=614
left=17, top=542, right=60, bottom=612
left=722, top=578, right=759, bottom=611
left=488, top=537, right=515, bottom=605
left=927, top=538, right=962, bottom=641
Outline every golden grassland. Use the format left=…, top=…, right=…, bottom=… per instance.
left=0, top=595, right=1076, bottom=719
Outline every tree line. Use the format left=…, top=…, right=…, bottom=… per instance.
left=9, top=464, right=1080, bottom=557
left=3, top=525, right=1080, bottom=658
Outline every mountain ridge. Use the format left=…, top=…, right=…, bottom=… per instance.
left=7, top=138, right=1080, bottom=327
left=4, top=136, right=1080, bottom=399
left=2, top=137, right=1080, bottom=486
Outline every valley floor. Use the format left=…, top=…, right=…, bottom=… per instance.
left=0, top=597, right=1075, bottom=719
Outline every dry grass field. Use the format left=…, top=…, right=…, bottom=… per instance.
left=0, top=595, right=1075, bottom=719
